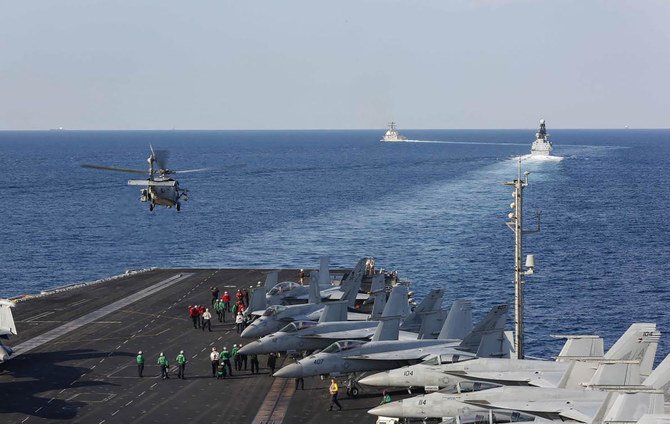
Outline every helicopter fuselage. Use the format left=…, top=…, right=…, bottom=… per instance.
left=128, top=177, right=188, bottom=210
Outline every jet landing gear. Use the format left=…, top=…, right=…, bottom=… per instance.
left=345, top=374, right=364, bottom=398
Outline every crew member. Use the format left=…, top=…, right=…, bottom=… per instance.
left=222, top=291, right=231, bottom=312
left=210, top=286, right=220, bottom=306
left=235, top=312, right=244, bottom=334
left=267, top=352, right=277, bottom=377
left=202, top=308, right=212, bottom=332
left=221, top=346, right=233, bottom=376
left=176, top=350, right=187, bottom=379
left=136, top=350, right=145, bottom=377
left=157, top=352, right=169, bottom=380
left=209, top=347, right=220, bottom=377
left=250, top=353, right=260, bottom=374
left=189, top=305, right=198, bottom=329
left=232, top=344, right=241, bottom=371
left=328, top=379, right=343, bottom=411
left=380, top=390, right=391, bottom=405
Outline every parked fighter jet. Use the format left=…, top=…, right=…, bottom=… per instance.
left=266, top=257, right=376, bottom=305
left=368, top=349, right=670, bottom=421
left=273, top=304, right=509, bottom=380
left=0, top=299, right=17, bottom=362
left=246, top=270, right=279, bottom=316
left=360, top=323, right=660, bottom=391
left=239, top=286, right=447, bottom=356
left=241, top=257, right=369, bottom=339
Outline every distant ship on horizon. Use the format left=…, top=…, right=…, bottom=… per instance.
left=530, top=119, right=553, bottom=157
left=381, top=121, right=407, bottom=142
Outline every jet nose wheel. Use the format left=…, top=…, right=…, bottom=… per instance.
left=346, top=386, right=360, bottom=398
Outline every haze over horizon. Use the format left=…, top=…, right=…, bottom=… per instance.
left=2, top=1, right=668, bottom=130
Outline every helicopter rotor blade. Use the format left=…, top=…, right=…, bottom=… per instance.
left=168, top=168, right=209, bottom=174
left=81, top=164, right=147, bottom=174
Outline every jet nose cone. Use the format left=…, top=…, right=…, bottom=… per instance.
left=368, top=400, right=404, bottom=417
left=359, top=371, right=390, bottom=387
left=273, top=363, right=303, bottom=378
left=238, top=342, right=259, bottom=355
left=241, top=323, right=262, bottom=339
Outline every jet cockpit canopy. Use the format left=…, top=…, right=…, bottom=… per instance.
left=268, top=281, right=303, bottom=296
left=321, top=340, right=367, bottom=354
left=279, top=321, right=318, bottom=333
left=262, top=305, right=287, bottom=317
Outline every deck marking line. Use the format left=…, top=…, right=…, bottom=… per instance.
left=11, top=273, right=194, bottom=357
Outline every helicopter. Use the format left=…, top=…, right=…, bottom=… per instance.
left=81, top=146, right=205, bottom=211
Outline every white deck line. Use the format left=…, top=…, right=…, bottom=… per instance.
left=11, top=273, right=194, bottom=358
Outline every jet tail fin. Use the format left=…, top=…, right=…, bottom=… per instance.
left=643, top=353, right=670, bottom=399
left=318, top=256, right=330, bottom=287
left=371, top=316, right=401, bottom=342
left=604, top=323, right=660, bottom=378
left=248, top=272, right=276, bottom=313
left=552, top=335, right=604, bottom=361
left=381, top=284, right=409, bottom=318
left=418, top=310, right=448, bottom=340
left=400, top=288, right=444, bottom=332
left=340, top=257, right=369, bottom=308
left=369, top=275, right=388, bottom=320
left=318, top=301, right=348, bottom=323
left=438, top=300, right=473, bottom=340
left=457, top=304, right=507, bottom=352
left=592, top=392, right=664, bottom=423
left=308, top=271, right=321, bottom=304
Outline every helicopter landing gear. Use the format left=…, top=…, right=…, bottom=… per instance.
left=176, top=203, right=180, bottom=212
left=149, top=203, right=154, bottom=211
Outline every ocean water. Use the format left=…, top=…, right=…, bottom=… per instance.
left=1, top=129, right=669, bottom=359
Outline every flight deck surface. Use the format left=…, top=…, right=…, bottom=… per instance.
left=0, top=269, right=399, bottom=423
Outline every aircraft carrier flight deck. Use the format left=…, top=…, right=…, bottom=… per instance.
left=0, top=269, right=401, bottom=424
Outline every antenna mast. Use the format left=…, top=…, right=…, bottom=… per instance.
left=504, top=159, right=540, bottom=359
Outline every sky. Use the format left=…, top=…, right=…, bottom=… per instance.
left=1, top=0, right=669, bottom=130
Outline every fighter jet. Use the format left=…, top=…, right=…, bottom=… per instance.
left=238, top=285, right=447, bottom=356
left=0, top=299, right=17, bottom=362
left=273, top=304, right=509, bottom=380
left=360, top=323, right=660, bottom=391
left=241, top=257, right=369, bottom=339
left=265, top=257, right=372, bottom=305
left=368, top=348, right=670, bottom=421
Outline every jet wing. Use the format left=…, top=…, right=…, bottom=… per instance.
left=299, top=328, right=375, bottom=340
left=343, top=345, right=454, bottom=361
left=444, top=370, right=565, bottom=388
left=462, top=399, right=600, bottom=422
left=322, top=290, right=369, bottom=301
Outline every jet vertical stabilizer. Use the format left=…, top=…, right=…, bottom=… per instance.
left=553, top=335, right=604, bottom=361
left=381, top=285, right=409, bottom=318
left=588, top=361, right=641, bottom=387
left=437, top=300, right=473, bottom=340
left=307, top=270, right=322, bottom=304
left=457, top=304, right=508, bottom=353
left=642, top=352, right=670, bottom=399
left=318, top=301, right=348, bottom=323
left=248, top=271, right=278, bottom=314
left=318, top=256, right=330, bottom=287
left=417, top=310, right=447, bottom=340
left=371, top=316, right=401, bottom=342
left=400, top=288, right=444, bottom=332
left=339, top=257, right=369, bottom=308
left=593, top=392, right=664, bottom=423
left=369, top=274, right=388, bottom=320
left=603, top=323, right=660, bottom=378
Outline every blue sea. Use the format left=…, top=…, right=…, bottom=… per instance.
left=1, top=129, right=669, bottom=359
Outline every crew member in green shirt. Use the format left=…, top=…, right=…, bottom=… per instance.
left=176, top=350, right=187, bottom=379
left=220, top=347, right=233, bottom=376
left=136, top=351, right=145, bottom=377
left=157, top=352, right=169, bottom=380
